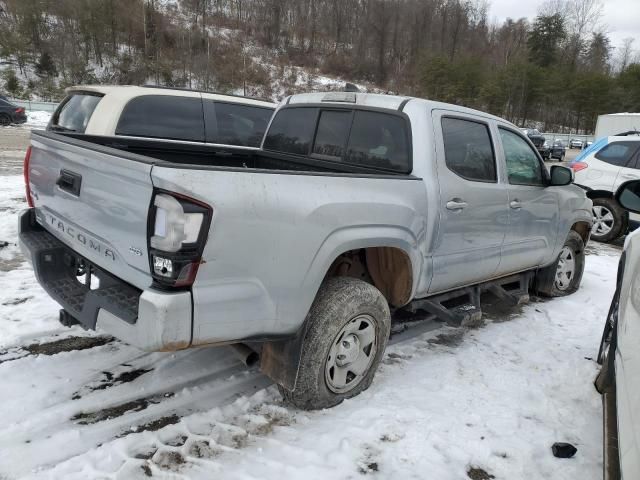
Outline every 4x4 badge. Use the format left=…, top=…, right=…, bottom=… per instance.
left=128, top=246, right=143, bottom=256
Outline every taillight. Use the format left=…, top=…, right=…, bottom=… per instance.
left=148, top=191, right=212, bottom=289
left=15, top=107, right=24, bottom=114
left=23, top=146, right=34, bottom=207
left=571, top=162, right=588, bottom=172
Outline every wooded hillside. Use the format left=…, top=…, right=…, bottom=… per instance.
left=1, top=0, right=639, bottom=133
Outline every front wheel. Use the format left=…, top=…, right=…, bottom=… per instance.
left=535, top=230, right=585, bottom=297
left=279, top=277, right=391, bottom=410
left=591, top=197, right=627, bottom=243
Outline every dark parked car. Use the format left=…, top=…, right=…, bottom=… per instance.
left=521, top=128, right=550, bottom=159
left=549, top=141, right=566, bottom=161
left=0, top=98, right=27, bottom=126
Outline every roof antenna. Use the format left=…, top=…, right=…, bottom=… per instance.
left=344, top=82, right=360, bottom=93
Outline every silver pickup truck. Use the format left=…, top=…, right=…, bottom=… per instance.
left=19, top=90, right=592, bottom=409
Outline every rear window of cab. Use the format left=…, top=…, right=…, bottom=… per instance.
left=263, top=106, right=412, bottom=174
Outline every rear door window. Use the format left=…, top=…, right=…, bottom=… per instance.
left=51, top=93, right=103, bottom=133
left=204, top=101, right=273, bottom=147
left=116, top=95, right=205, bottom=142
left=441, top=117, right=496, bottom=182
left=595, top=142, right=640, bottom=167
left=263, top=107, right=317, bottom=155
left=345, top=111, right=410, bottom=173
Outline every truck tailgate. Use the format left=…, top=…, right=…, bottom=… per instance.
left=27, top=131, right=154, bottom=289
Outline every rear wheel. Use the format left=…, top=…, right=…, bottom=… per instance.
left=279, top=277, right=391, bottom=410
left=535, top=230, right=585, bottom=297
left=0, top=114, right=10, bottom=126
left=591, top=197, right=627, bottom=243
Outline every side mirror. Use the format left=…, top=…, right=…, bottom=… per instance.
left=615, top=180, right=640, bottom=214
left=549, top=165, right=573, bottom=186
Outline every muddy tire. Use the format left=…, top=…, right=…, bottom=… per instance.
left=279, top=277, right=390, bottom=410
left=535, top=230, right=585, bottom=297
left=0, top=114, right=10, bottom=126
left=591, top=197, right=627, bottom=243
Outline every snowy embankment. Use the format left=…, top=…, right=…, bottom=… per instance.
left=0, top=172, right=617, bottom=480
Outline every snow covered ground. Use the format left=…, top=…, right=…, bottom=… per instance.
left=25, top=111, right=52, bottom=129
left=0, top=173, right=619, bottom=480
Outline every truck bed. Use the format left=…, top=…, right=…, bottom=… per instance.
left=58, top=131, right=411, bottom=177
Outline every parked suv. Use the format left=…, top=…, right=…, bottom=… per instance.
left=19, top=91, right=592, bottom=409
left=0, top=98, right=27, bottom=126
left=47, top=85, right=276, bottom=148
left=521, top=128, right=550, bottom=159
left=549, top=141, right=566, bottom=161
left=571, top=136, right=640, bottom=242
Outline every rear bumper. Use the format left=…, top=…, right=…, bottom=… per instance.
left=18, top=208, right=192, bottom=351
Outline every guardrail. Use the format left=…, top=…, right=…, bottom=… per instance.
left=542, top=133, right=594, bottom=145
left=8, top=99, right=59, bottom=113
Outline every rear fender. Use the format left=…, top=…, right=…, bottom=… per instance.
left=261, top=225, right=424, bottom=390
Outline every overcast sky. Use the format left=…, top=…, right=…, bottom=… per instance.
left=488, top=0, right=639, bottom=54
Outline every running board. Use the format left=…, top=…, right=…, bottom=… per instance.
left=405, top=272, right=534, bottom=327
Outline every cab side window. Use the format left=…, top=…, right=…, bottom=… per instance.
left=116, top=95, right=205, bottom=142
left=441, top=117, right=496, bottom=182
left=499, top=128, right=545, bottom=186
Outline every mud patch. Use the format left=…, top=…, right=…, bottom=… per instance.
left=357, top=444, right=381, bottom=475
left=72, top=393, right=174, bottom=425
left=187, top=439, right=221, bottom=459
left=153, top=451, right=185, bottom=471
left=467, top=467, right=495, bottom=480
left=427, top=330, right=464, bottom=347
left=120, top=414, right=182, bottom=437
left=23, top=335, right=114, bottom=355
left=1, top=296, right=31, bottom=306
left=0, top=335, right=115, bottom=365
left=89, top=368, right=153, bottom=393
left=0, top=255, right=24, bottom=272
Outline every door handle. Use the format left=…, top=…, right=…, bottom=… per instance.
left=621, top=174, right=638, bottom=179
left=510, top=200, right=522, bottom=210
left=56, top=169, right=82, bottom=196
left=446, top=199, right=468, bottom=211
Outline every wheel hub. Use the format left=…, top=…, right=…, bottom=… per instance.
left=554, top=246, right=576, bottom=291
left=592, top=205, right=614, bottom=236
left=325, top=315, right=378, bottom=394
left=335, top=334, right=360, bottom=367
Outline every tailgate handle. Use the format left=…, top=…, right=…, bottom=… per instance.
left=56, top=169, right=82, bottom=196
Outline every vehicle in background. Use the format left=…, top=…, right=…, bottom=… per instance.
left=571, top=136, right=640, bottom=242
left=0, top=94, right=9, bottom=101
left=569, top=138, right=584, bottom=149
left=46, top=85, right=276, bottom=149
left=522, top=128, right=550, bottom=159
left=0, top=98, right=27, bottom=126
left=549, top=141, right=566, bottom=161
left=19, top=91, right=592, bottom=410
left=595, top=113, right=640, bottom=140
left=595, top=179, right=640, bottom=480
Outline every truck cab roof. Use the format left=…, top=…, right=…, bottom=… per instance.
left=285, top=92, right=512, bottom=126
